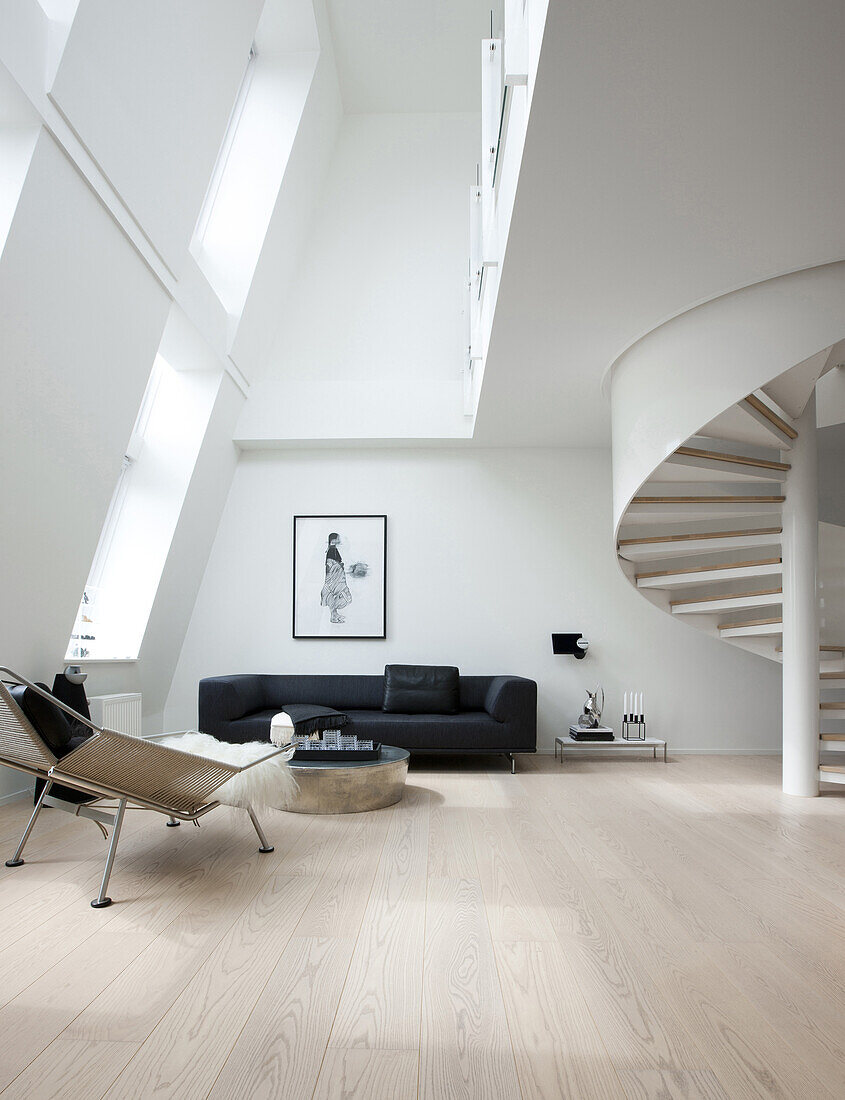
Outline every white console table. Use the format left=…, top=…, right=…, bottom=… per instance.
left=555, top=736, right=667, bottom=763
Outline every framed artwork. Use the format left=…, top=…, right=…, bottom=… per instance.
left=293, top=515, right=387, bottom=639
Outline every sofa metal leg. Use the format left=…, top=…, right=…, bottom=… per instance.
left=91, top=798, right=127, bottom=908
left=247, top=805, right=274, bottom=853
left=166, top=816, right=180, bottom=827
left=6, top=780, right=52, bottom=866
left=505, top=753, right=515, bottom=774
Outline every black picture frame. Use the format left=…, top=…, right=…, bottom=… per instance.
left=292, top=514, right=387, bottom=639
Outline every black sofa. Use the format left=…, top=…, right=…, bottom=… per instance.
left=198, top=673, right=537, bottom=768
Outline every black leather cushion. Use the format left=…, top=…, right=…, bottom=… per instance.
left=9, top=683, right=74, bottom=756
left=383, top=665, right=460, bottom=714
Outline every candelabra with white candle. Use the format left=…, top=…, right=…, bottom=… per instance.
left=622, top=690, right=646, bottom=740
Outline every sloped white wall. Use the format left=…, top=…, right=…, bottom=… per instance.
left=50, top=0, right=264, bottom=272
left=0, top=130, right=170, bottom=798
left=166, top=446, right=782, bottom=754
left=231, top=38, right=343, bottom=381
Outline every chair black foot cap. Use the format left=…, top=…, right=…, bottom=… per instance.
left=165, top=821, right=180, bottom=827
left=4, top=859, right=24, bottom=867
left=258, top=845, right=274, bottom=854
left=90, top=897, right=112, bottom=908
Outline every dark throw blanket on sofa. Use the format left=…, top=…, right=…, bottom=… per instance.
left=281, top=703, right=349, bottom=737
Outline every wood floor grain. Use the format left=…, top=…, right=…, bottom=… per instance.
left=312, top=1048, right=419, bottom=1100
left=208, top=935, right=356, bottom=1100
left=0, top=756, right=843, bottom=1098
left=326, top=787, right=429, bottom=1052
left=420, top=876, right=520, bottom=1099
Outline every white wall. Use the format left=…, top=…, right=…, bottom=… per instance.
left=166, top=446, right=782, bottom=753
left=819, top=521, right=845, bottom=651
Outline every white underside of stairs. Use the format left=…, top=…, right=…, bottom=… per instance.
left=637, top=560, right=782, bottom=590
left=619, top=530, right=782, bottom=562
left=820, top=734, right=845, bottom=752
left=820, top=704, right=845, bottom=719
left=699, top=403, right=795, bottom=451
left=775, top=649, right=845, bottom=668
left=625, top=500, right=784, bottom=524
left=673, top=590, right=783, bottom=616
left=654, top=455, right=786, bottom=483
left=719, top=619, right=783, bottom=640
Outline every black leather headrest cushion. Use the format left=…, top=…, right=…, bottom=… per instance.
left=9, top=683, right=75, bottom=756
left=383, top=664, right=460, bottom=714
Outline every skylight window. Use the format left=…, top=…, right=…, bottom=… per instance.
left=189, top=25, right=320, bottom=319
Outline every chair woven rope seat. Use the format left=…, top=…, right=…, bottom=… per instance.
left=0, top=667, right=290, bottom=907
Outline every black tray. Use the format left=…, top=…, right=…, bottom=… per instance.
left=292, top=742, right=381, bottom=763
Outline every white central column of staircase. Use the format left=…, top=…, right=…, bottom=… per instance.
left=781, top=392, right=820, bottom=796
left=610, top=263, right=845, bottom=794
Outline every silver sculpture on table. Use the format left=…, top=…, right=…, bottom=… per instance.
left=577, top=685, right=605, bottom=729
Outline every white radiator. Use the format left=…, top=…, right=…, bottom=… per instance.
left=88, top=693, right=143, bottom=737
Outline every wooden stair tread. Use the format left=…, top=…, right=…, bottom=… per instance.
left=632, top=495, right=785, bottom=504
left=674, top=446, right=790, bottom=472
left=820, top=702, right=845, bottom=710
left=718, top=616, right=782, bottom=630
left=637, top=557, right=781, bottom=580
left=820, top=733, right=845, bottom=741
left=819, top=764, right=845, bottom=774
left=671, top=587, right=782, bottom=608
left=820, top=672, right=845, bottom=680
left=619, top=527, right=782, bottom=548
left=744, top=394, right=798, bottom=439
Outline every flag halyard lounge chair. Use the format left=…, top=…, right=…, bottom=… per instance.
left=0, top=668, right=288, bottom=908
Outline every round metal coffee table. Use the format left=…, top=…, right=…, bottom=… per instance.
left=284, top=745, right=410, bottom=814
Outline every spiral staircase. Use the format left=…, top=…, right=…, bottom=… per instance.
left=610, top=264, right=845, bottom=795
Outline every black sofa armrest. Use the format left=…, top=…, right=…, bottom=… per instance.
left=198, top=675, right=266, bottom=732
left=484, top=676, right=537, bottom=723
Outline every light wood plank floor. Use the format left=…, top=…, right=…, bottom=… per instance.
left=0, top=754, right=844, bottom=1099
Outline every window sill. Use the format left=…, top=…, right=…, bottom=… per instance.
left=63, top=658, right=140, bottom=665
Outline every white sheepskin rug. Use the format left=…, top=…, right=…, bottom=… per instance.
left=167, top=733, right=298, bottom=811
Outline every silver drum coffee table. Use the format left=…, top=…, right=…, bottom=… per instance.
left=284, top=745, right=410, bottom=814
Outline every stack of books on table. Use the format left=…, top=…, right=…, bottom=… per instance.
left=569, top=725, right=615, bottom=742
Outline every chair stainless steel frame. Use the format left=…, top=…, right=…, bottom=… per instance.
left=0, top=668, right=289, bottom=908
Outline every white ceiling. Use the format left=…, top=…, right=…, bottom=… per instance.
left=326, top=0, right=498, bottom=113
left=474, top=0, right=845, bottom=447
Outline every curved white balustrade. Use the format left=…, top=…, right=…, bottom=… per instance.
left=610, top=261, right=845, bottom=794
left=610, top=262, right=845, bottom=533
